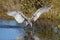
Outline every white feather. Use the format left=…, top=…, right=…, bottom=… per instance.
left=14, top=13, right=24, bottom=23
left=32, top=5, right=53, bottom=21
left=7, top=11, right=17, bottom=16
left=7, top=11, right=25, bottom=23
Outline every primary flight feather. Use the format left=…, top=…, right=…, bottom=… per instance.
left=31, top=5, right=53, bottom=21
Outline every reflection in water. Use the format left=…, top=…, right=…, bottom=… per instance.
left=0, top=28, right=25, bottom=40
left=0, top=20, right=26, bottom=40
left=0, top=20, right=59, bottom=40
left=0, top=20, right=18, bottom=26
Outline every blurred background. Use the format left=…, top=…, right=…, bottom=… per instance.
left=0, top=0, right=60, bottom=40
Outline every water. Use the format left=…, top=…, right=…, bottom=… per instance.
left=0, top=20, right=26, bottom=40
left=0, top=20, right=18, bottom=26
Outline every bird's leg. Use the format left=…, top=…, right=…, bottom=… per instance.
left=25, top=24, right=35, bottom=40
left=26, top=31, right=35, bottom=40
left=25, top=18, right=35, bottom=40
left=30, top=22, right=35, bottom=40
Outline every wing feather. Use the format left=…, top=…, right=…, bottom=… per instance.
left=31, top=5, right=53, bottom=21
left=17, top=11, right=28, bottom=20
left=7, top=11, right=25, bottom=23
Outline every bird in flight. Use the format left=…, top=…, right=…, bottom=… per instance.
left=7, top=5, right=53, bottom=27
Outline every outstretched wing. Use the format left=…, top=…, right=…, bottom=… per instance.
left=17, top=11, right=28, bottom=20
left=31, top=5, right=53, bottom=21
left=7, top=11, right=27, bottom=23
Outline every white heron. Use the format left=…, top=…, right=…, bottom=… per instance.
left=7, top=5, right=53, bottom=40
left=7, top=5, right=52, bottom=27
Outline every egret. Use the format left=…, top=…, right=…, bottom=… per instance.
left=7, top=5, right=52, bottom=27
left=7, top=5, right=53, bottom=40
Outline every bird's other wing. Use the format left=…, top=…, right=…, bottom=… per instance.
left=7, top=11, right=25, bottom=23
left=31, top=5, right=53, bottom=21
left=7, top=11, right=17, bottom=16
left=17, top=11, right=31, bottom=26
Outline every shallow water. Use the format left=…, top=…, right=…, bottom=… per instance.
left=0, top=28, right=25, bottom=40
left=0, top=20, right=18, bottom=26
left=0, top=20, right=26, bottom=40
